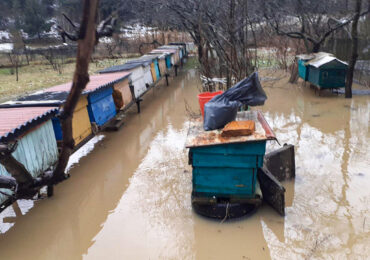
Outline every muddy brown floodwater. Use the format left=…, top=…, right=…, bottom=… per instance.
left=0, top=66, right=369, bottom=260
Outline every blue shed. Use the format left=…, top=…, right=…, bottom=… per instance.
left=186, top=111, right=276, bottom=199
left=0, top=107, right=58, bottom=206
left=296, top=54, right=315, bottom=81
left=306, top=55, right=348, bottom=89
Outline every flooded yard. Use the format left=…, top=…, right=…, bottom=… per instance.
left=0, top=67, right=369, bottom=259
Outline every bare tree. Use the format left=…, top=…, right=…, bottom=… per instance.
left=345, top=0, right=363, bottom=98
left=263, top=0, right=370, bottom=53
left=0, top=0, right=115, bottom=201
left=8, top=30, right=25, bottom=82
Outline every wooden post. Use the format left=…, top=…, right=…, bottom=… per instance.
left=165, top=73, right=169, bottom=86
left=129, top=83, right=141, bottom=114
left=47, top=185, right=54, bottom=197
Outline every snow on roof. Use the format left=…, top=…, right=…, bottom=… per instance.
left=305, top=55, right=348, bottom=68
left=296, top=54, right=315, bottom=60
left=296, top=52, right=333, bottom=61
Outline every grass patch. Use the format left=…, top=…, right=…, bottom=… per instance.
left=184, top=56, right=200, bottom=70
left=0, top=68, right=12, bottom=75
left=0, top=57, right=135, bottom=102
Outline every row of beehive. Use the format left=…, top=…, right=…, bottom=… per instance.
left=0, top=43, right=188, bottom=207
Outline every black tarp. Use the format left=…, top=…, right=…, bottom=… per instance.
left=203, top=72, right=267, bottom=131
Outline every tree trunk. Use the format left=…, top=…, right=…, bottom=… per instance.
left=345, top=0, right=362, bottom=98
left=52, top=0, right=100, bottom=182
left=15, top=62, right=18, bottom=82
left=289, top=61, right=299, bottom=83
left=312, top=43, right=321, bottom=53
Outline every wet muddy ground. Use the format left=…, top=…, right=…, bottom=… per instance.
left=0, top=65, right=369, bottom=259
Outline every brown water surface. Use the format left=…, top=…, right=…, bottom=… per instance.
left=0, top=67, right=369, bottom=260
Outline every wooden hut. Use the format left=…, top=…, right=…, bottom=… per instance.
left=5, top=72, right=128, bottom=147
left=4, top=92, right=92, bottom=148
left=125, top=58, right=155, bottom=87
left=99, top=63, right=148, bottom=99
left=127, top=55, right=161, bottom=83
left=169, top=42, right=187, bottom=57
left=47, top=73, right=126, bottom=127
left=306, top=55, right=348, bottom=89
left=0, top=107, right=58, bottom=206
left=157, top=45, right=181, bottom=65
left=110, top=72, right=133, bottom=111
left=155, top=53, right=169, bottom=76
left=150, top=49, right=176, bottom=69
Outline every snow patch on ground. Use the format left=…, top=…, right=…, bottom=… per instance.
left=0, top=43, right=13, bottom=52
left=0, top=31, right=10, bottom=41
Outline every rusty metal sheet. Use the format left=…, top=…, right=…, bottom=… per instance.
left=185, top=110, right=276, bottom=148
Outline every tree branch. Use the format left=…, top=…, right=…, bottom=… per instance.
left=0, top=143, right=34, bottom=185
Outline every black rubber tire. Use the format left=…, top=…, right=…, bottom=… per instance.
left=192, top=196, right=261, bottom=220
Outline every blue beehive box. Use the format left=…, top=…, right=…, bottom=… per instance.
left=186, top=111, right=276, bottom=199
left=87, top=86, right=116, bottom=126
left=296, top=54, right=315, bottom=81
left=190, top=141, right=266, bottom=198
left=306, top=55, right=348, bottom=89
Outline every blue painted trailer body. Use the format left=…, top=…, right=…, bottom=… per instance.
left=190, top=141, right=266, bottom=198
left=87, top=86, right=116, bottom=126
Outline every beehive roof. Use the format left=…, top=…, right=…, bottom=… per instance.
left=0, top=107, right=57, bottom=142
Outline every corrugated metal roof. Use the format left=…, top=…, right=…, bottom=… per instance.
left=305, top=55, right=348, bottom=68
left=99, top=63, right=143, bottom=73
left=151, top=49, right=176, bottom=55
left=148, top=51, right=168, bottom=59
left=47, top=72, right=131, bottom=93
left=158, top=45, right=180, bottom=50
left=0, top=107, right=58, bottom=142
left=126, top=55, right=156, bottom=65
left=3, top=92, right=70, bottom=106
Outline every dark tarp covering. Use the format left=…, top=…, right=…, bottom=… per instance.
left=203, top=72, right=267, bottom=131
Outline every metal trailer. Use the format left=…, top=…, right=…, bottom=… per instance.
left=186, top=110, right=276, bottom=218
